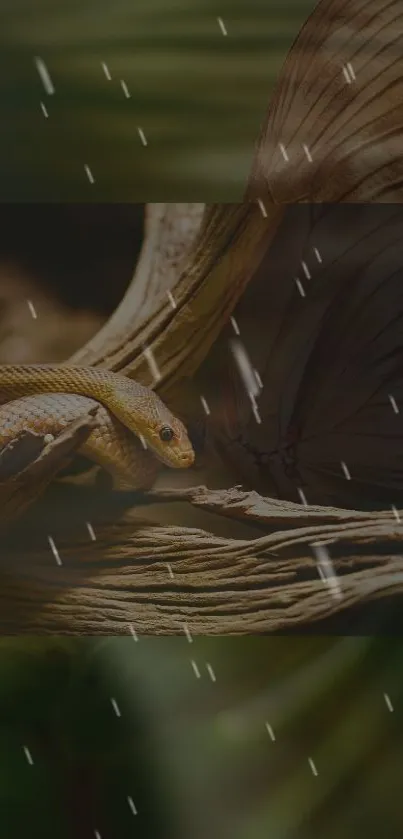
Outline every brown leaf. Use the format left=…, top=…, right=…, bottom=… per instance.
left=246, top=0, right=403, bottom=202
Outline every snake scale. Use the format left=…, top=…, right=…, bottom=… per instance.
left=0, top=365, right=194, bottom=490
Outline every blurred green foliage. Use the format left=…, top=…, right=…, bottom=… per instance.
left=0, top=636, right=402, bottom=838
left=0, top=0, right=315, bottom=201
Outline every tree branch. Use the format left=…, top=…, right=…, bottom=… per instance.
left=0, top=407, right=100, bottom=530
left=1, top=487, right=402, bottom=634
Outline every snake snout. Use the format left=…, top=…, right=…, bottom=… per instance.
left=178, top=449, right=195, bottom=467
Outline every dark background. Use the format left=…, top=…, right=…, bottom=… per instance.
left=0, top=204, right=144, bottom=313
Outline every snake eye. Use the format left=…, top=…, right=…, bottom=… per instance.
left=159, top=425, right=174, bottom=443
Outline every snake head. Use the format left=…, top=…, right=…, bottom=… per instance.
left=147, top=412, right=195, bottom=468
left=113, top=377, right=195, bottom=469
left=132, top=392, right=195, bottom=468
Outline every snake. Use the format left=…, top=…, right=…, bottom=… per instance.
left=0, top=206, right=206, bottom=493
left=0, top=365, right=195, bottom=490
left=0, top=206, right=212, bottom=491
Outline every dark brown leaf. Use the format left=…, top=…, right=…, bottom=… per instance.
left=247, top=0, right=403, bottom=202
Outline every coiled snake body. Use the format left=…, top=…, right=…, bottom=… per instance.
left=0, top=364, right=195, bottom=489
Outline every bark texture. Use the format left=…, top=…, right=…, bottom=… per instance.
left=1, top=485, right=402, bottom=634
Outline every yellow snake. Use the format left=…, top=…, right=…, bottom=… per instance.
left=0, top=203, right=271, bottom=492
left=0, top=365, right=194, bottom=489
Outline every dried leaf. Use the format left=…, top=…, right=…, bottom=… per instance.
left=247, top=0, right=403, bottom=202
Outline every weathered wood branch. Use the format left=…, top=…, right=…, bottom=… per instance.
left=0, top=408, right=100, bottom=530
left=1, top=486, right=402, bottom=635
left=144, top=484, right=400, bottom=529
left=71, top=203, right=283, bottom=411
left=70, top=203, right=205, bottom=368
